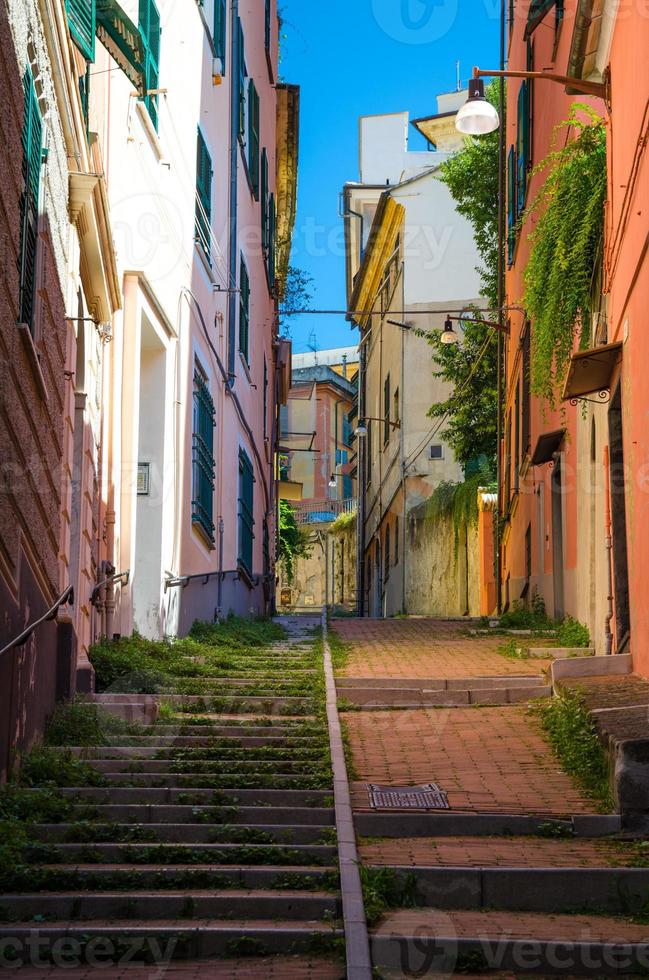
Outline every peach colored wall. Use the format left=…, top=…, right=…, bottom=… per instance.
left=605, top=7, right=649, bottom=675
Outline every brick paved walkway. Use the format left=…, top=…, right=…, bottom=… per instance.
left=345, top=706, right=593, bottom=814
left=359, top=836, right=637, bottom=867
left=332, top=619, right=552, bottom=678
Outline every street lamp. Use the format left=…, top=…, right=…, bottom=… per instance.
left=440, top=317, right=461, bottom=345
left=455, top=79, right=500, bottom=136
left=328, top=474, right=338, bottom=489
left=354, top=422, right=368, bottom=439
left=456, top=67, right=608, bottom=136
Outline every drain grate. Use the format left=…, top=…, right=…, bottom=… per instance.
left=368, top=783, right=450, bottom=810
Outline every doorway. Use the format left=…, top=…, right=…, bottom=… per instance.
left=608, top=383, right=630, bottom=647
left=551, top=456, right=565, bottom=620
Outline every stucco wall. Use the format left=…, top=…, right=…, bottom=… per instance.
left=405, top=506, right=480, bottom=618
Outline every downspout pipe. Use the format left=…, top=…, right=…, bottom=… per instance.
left=356, top=344, right=366, bottom=616
left=603, top=445, right=615, bottom=654
left=227, top=0, right=240, bottom=383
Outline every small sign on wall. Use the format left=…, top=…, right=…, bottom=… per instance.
left=137, top=463, right=150, bottom=496
left=280, top=588, right=292, bottom=606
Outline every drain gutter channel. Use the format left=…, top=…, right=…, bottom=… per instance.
left=321, top=610, right=373, bottom=979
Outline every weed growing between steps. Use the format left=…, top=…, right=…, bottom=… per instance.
left=359, top=866, right=418, bottom=926
left=534, top=688, right=614, bottom=811
left=18, top=746, right=107, bottom=787
left=45, top=700, right=144, bottom=745
left=325, top=626, right=352, bottom=673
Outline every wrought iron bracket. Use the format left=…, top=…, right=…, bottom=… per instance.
left=569, top=389, right=611, bottom=407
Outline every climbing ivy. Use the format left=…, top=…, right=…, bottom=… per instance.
left=426, top=466, right=496, bottom=557
left=523, top=106, right=607, bottom=402
left=278, top=499, right=311, bottom=583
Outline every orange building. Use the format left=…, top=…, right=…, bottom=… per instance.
left=502, top=0, right=648, bottom=672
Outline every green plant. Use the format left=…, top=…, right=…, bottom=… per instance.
left=498, top=639, right=530, bottom=661
left=18, top=747, right=106, bottom=788
left=426, top=464, right=496, bottom=558
left=535, top=688, right=614, bottom=811
left=329, top=509, right=356, bottom=537
left=523, top=106, right=607, bottom=402
left=278, top=499, right=312, bottom=582
left=499, top=597, right=553, bottom=631
left=556, top=616, right=590, bottom=648
left=359, top=866, right=418, bottom=926
left=44, top=700, right=141, bottom=746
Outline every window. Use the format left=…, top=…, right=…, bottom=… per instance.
left=514, top=377, right=521, bottom=493
left=267, top=192, right=276, bottom=288
left=393, top=387, right=400, bottom=426
left=264, top=0, right=271, bottom=52
left=384, top=524, right=391, bottom=582
left=238, top=448, right=254, bottom=573
left=430, top=444, right=444, bottom=460
left=239, top=255, right=250, bottom=361
left=261, top=148, right=269, bottom=250
left=343, top=474, right=353, bottom=499
left=516, top=80, right=531, bottom=214
left=394, top=516, right=399, bottom=565
left=66, top=0, right=95, bottom=61
left=342, top=413, right=352, bottom=446
left=247, top=79, right=260, bottom=198
left=19, top=68, right=43, bottom=332
left=383, top=374, right=390, bottom=445
left=263, top=357, right=268, bottom=439
left=365, top=421, right=372, bottom=487
left=279, top=404, right=289, bottom=437
left=507, top=145, right=516, bottom=265
left=521, top=323, right=531, bottom=458
left=213, top=0, right=226, bottom=67
left=195, top=128, right=212, bottom=259
left=192, top=368, right=216, bottom=542
left=139, top=0, right=161, bottom=129
left=237, top=18, right=246, bottom=141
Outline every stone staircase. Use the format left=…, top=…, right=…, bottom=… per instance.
left=0, top=616, right=345, bottom=969
left=337, top=673, right=551, bottom=707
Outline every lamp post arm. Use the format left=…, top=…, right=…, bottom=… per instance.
left=473, top=66, right=608, bottom=100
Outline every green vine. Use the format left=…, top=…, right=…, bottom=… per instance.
left=523, top=106, right=606, bottom=402
left=278, top=499, right=311, bottom=583
left=426, top=466, right=496, bottom=558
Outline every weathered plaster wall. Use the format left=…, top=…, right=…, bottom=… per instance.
left=405, top=506, right=480, bottom=618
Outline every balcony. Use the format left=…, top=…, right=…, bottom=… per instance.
left=293, top=498, right=356, bottom=526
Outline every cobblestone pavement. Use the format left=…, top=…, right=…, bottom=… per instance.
left=332, top=619, right=552, bottom=678
left=345, top=705, right=593, bottom=814
left=358, top=836, right=638, bottom=867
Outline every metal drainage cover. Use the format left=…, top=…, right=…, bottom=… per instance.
left=368, top=783, right=450, bottom=810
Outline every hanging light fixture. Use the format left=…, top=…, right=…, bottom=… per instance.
left=354, top=422, right=368, bottom=438
left=455, top=79, right=500, bottom=136
left=440, top=317, right=460, bottom=345
left=328, top=474, right=337, bottom=489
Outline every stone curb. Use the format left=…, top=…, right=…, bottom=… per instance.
left=322, top=611, right=373, bottom=980
left=355, top=812, right=622, bottom=837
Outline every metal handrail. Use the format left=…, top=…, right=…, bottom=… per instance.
left=164, top=569, right=261, bottom=591
left=90, top=569, right=130, bottom=606
left=0, top=585, right=74, bottom=658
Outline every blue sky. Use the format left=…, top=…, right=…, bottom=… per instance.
left=279, top=0, right=501, bottom=354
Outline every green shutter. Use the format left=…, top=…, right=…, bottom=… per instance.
left=192, top=369, right=216, bottom=541
left=248, top=79, right=260, bottom=199
left=264, top=0, right=271, bottom=51
left=267, top=192, right=276, bottom=289
left=214, top=0, right=226, bottom=66
left=507, top=145, right=516, bottom=266
left=195, top=127, right=212, bottom=259
left=239, top=256, right=250, bottom=361
left=19, top=69, right=42, bottom=330
left=237, top=18, right=246, bottom=140
left=139, top=0, right=160, bottom=129
left=66, top=0, right=96, bottom=61
left=96, top=0, right=146, bottom=94
left=261, top=148, right=269, bottom=250
left=238, top=448, right=254, bottom=573
left=516, top=81, right=530, bottom=215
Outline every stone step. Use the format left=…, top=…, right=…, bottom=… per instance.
left=68, top=804, right=335, bottom=825
left=337, top=675, right=546, bottom=690
left=339, top=685, right=551, bottom=707
left=378, top=865, right=649, bottom=915
left=82, top=759, right=327, bottom=774
left=64, top=745, right=328, bottom=760
left=42, top=787, right=334, bottom=806
left=371, top=908, right=649, bottom=975
left=33, top=841, right=337, bottom=864
left=0, top=921, right=343, bottom=960
left=31, top=822, right=335, bottom=846
left=0, top=889, right=341, bottom=921
left=8, top=864, right=338, bottom=892
left=151, top=725, right=310, bottom=737
left=355, top=811, right=622, bottom=838
left=89, top=693, right=315, bottom=711
left=98, top=734, right=324, bottom=747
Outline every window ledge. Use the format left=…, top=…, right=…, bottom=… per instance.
left=135, top=100, right=163, bottom=161
left=238, top=350, right=252, bottom=382
left=194, top=241, right=216, bottom=283
left=237, top=561, right=255, bottom=589
left=192, top=518, right=216, bottom=552
left=18, top=323, right=49, bottom=402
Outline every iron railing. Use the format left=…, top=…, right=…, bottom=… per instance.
left=293, top=498, right=356, bottom=527
left=0, top=585, right=74, bottom=658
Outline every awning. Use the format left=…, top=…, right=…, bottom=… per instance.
left=524, top=0, right=558, bottom=39
left=531, top=429, right=565, bottom=466
left=96, top=0, right=145, bottom=95
left=562, top=341, right=622, bottom=402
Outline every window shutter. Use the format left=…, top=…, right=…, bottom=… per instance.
left=195, top=128, right=212, bottom=259
left=19, top=69, right=42, bottom=330
left=507, top=145, right=516, bottom=266
left=248, top=80, right=260, bottom=199
left=239, top=256, right=250, bottom=361
left=264, top=0, right=271, bottom=51
left=192, top=369, right=216, bottom=541
left=66, top=0, right=96, bottom=61
left=139, top=0, right=160, bottom=129
left=214, top=0, right=226, bottom=66
left=267, top=192, right=276, bottom=288
left=260, top=148, right=269, bottom=250
left=516, top=82, right=529, bottom=215
left=237, top=19, right=246, bottom=140
left=238, top=448, right=255, bottom=573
